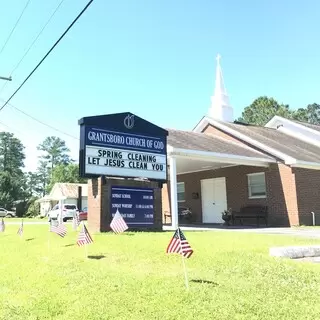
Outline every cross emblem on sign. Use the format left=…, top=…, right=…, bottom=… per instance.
left=124, top=114, right=135, bottom=129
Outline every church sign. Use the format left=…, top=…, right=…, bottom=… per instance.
left=78, top=112, right=168, bottom=181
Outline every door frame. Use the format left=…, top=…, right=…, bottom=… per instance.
left=201, top=177, right=227, bottom=223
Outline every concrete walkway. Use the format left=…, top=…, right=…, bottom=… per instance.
left=163, top=224, right=320, bottom=239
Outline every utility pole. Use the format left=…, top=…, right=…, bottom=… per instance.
left=0, top=75, right=11, bottom=81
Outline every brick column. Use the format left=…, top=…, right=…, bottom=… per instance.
left=87, top=177, right=103, bottom=233
left=266, top=163, right=299, bottom=226
left=87, top=177, right=163, bottom=232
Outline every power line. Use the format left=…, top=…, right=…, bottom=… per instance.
left=0, top=120, right=17, bottom=132
left=0, top=0, right=94, bottom=113
left=0, top=0, right=32, bottom=57
left=0, top=0, right=66, bottom=95
left=0, top=99, right=79, bottom=140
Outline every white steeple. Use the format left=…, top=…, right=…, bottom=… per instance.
left=208, top=54, right=234, bottom=122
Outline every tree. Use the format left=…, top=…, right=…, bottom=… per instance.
left=0, top=132, right=26, bottom=209
left=47, top=163, right=87, bottom=193
left=35, top=160, right=50, bottom=196
left=24, top=171, right=44, bottom=197
left=292, top=103, right=320, bottom=124
left=237, top=96, right=292, bottom=126
left=0, top=132, right=25, bottom=176
left=0, top=171, right=18, bottom=209
left=37, top=136, right=72, bottom=172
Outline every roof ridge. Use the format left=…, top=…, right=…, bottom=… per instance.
left=293, top=119, right=320, bottom=127
left=227, top=121, right=278, bottom=131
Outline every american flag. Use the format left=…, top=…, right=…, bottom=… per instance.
left=0, top=218, right=5, bottom=232
left=50, top=221, right=67, bottom=237
left=110, top=209, right=128, bottom=234
left=77, top=223, right=93, bottom=246
left=17, top=220, right=23, bottom=237
left=166, top=228, right=193, bottom=258
left=72, top=212, right=80, bottom=230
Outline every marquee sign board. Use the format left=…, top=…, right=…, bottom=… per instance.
left=110, top=186, right=154, bottom=227
left=78, top=112, right=168, bottom=181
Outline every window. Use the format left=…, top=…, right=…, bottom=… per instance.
left=177, top=182, right=185, bottom=202
left=247, top=172, right=266, bottom=198
left=64, top=205, right=77, bottom=210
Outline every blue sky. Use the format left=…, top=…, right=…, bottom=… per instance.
left=0, top=0, right=319, bottom=171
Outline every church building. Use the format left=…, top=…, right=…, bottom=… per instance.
left=163, top=55, right=320, bottom=228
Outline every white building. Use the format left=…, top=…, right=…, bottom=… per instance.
left=37, top=183, right=88, bottom=217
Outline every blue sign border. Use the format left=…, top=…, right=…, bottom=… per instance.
left=78, top=112, right=168, bottom=182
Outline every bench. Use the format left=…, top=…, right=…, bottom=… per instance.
left=164, top=207, right=192, bottom=224
left=232, top=205, right=268, bottom=227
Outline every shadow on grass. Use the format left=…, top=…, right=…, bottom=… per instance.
left=190, top=279, right=219, bottom=286
left=25, top=238, right=35, bottom=241
left=88, top=255, right=106, bottom=260
left=64, top=244, right=75, bottom=247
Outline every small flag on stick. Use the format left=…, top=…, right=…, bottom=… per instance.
left=17, top=219, right=23, bottom=237
left=72, top=212, right=80, bottom=231
left=50, top=221, right=67, bottom=238
left=0, top=218, right=5, bottom=232
left=110, top=209, right=128, bottom=234
left=77, top=223, right=93, bottom=247
left=166, top=228, right=193, bottom=258
left=166, top=228, right=193, bottom=290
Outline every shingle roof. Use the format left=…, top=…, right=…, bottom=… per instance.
left=167, top=129, right=274, bottom=160
left=293, top=120, right=320, bottom=133
left=219, top=122, right=320, bottom=163
left=52, top=183, right=88, bottom=198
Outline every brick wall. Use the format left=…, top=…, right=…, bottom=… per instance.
left=162, top=163, right=308, bottom=226
left=200, top=124, right=300, bottom=226
left=294, top=168, right=320, bottom=225
left=265, top=164, right=299, bottom=226
left=88, top=177, right=163, bottom=233
left=162, top=165, right=269, bottom=224
left=88, top=178, right=102, bottom=233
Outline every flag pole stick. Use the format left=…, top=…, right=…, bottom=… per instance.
left=47, top=223, right=51, bottom=256
left=84, top=244, right=88, bottom=259
left=181, top=254, right=189, bottom=290
left=21, top=218, right=24, bottom=240
left=177, top=227, right=189, bottom=290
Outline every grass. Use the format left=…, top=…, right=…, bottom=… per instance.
left=2, top=218, right=45, bottom=224
left=1, top=226, right=320, bottom=320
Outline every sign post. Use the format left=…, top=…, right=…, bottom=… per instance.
left=78, top=112, right=168, bottom=232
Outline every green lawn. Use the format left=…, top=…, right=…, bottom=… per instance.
left=1, top=226, right=320, bottom=320
left=3, top=217, right=45, bottom=223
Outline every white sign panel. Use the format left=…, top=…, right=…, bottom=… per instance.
left=85, top=145, right=167, bottom=180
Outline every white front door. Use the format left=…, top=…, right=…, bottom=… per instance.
left=201, top=177, right=227, bottom=223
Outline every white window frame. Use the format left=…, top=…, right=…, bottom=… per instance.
left=177, top=182, right=185, bottom=202
left=247, top=172, right=267, bottom=199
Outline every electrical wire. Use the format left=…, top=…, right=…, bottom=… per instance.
left=0, top=0, right=67, bottom=95
left=0, top=0, right=32, bottom=57
left=0, top=120, right=26, bottom=137
left=0, top=99, right=79, bottom=140
left=0, top=0, right=94, bottom=113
